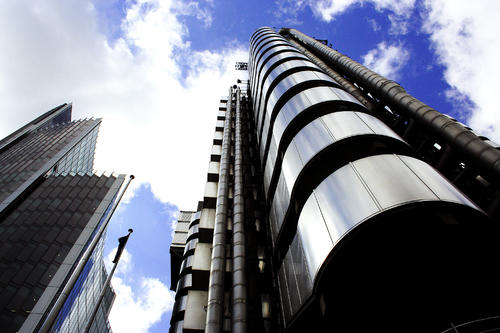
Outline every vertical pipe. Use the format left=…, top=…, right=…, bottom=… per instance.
left=206, top=88, right=233, bottom=333
left=286, top=39, right=376, bottom=111
left=280, top=27, right=500, bottom=182
left=232, top=87, right=247, bottom=333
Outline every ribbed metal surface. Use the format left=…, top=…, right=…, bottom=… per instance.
left=287, top=39, right=375, bottom=111
left=205, top=88, right=233, bottom=333
left=281, top=27, right=500, bottom=184
left=232, top=87, right=247, bottom=333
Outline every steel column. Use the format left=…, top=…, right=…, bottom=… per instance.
left=232, top=87, right=247, bottom=333
left=206, top=88, right=233, bottom=333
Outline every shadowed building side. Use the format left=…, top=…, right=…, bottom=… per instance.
left=0, top=104, right=127, bottom=333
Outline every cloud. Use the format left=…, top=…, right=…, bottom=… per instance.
left=106, top=247, right=133, bottom=275
left=422, top=0, right=500, bottom=141
left=273, top=0, right=306, bottom=25
left=274, top=0, right=415, bottom=35
left=104, top=247, right=173, bottom=333
left=388, top=14, right=410, bottom=35
left=109, top=276, right=174, bottom=333
left=0, top=0, right=248, bottom=210
left=361, top=42, right=410, bottom=80
left=367, top=18, right=381, bottom=32
left=176, top=1, right=214, bottom=28
left=170, top=210, right=180, bottom=238
left=300, top=0, right=415, bottom=23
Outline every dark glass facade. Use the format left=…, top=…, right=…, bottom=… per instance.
left=170, top=27, right=500, bottom=332
left=0, top=104, right=124, bottom=333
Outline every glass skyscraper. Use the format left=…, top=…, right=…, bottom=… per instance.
left=0, top=104, right=125, bottom=332
left=169, top=27, right=500, bottom=332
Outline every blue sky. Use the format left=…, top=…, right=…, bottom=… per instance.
left=1, top=0, right=499, bottom=332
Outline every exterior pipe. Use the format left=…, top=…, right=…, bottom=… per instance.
left=287, top=38, right=376, bottom=111
left=280, top=27, right=500, bottom=184
left=206, top=87, right=233, bottom=333
left=37, top=174, right=134, bottom=333
left=232, top=87, right=247, bottom=333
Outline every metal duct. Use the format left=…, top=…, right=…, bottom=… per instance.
left=280, top=27, right=500, bottom=184
left=287, top=39, right=376, bottom=111
left=206, top=88, right=233, bottom=333
left=232, top=87, right=247, bottom=333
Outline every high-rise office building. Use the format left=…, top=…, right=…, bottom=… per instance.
left=170, top=27, right=500, bottom=332
left=0, top=104, right=126, bottom=333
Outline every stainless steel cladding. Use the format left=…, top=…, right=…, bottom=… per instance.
left=250, top=27, right=499, bottom=331
left=232, top=88, right=247, bottom=333
left=205, top=89, right=233, bottom=333
left=277, top=153, right=481, bottom=322
left=281, top=27, right=500, bottom=185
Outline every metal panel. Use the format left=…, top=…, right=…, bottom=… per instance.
left=310, top=154, right=479, bottom=275
left=296, top=193, right=334, bottom=280
left=251, top=37, right=288, bottom=65
left=183, top=238, right=198, bottom=257
left=263, top=88, right=365, bottom=182
left=253, top=46, right=301, bottom=91
left=183, top=291, right=208, bottom=331
left=199, top=208, right=216, bottom=230
left=250, top=32, right=280, bottom=53
left=258, top=71, right=336, bottom=148
left=397, top=155, right=476, bottom=207
left=253, top=52, right=309, bottom=111
left=251, top=40, right=292, bottom=89
left=254, top=59, right=318, bottom=121
left=283, top=250, right=301, bottom=314
left=314, top=161, right=381, bottom=242
left=277, top=265, right=292, bottom=324
left=252, top=50, right=307, bottom=105
left=186, top=223, right=199, bottom=241
left=250, top=28, right=274, bottom=46
left=192, top=243, right=212, bottom=271
left=171, top=295, right=187, bottom=318
left=179, top=254, right=194, bottom=275
left=253, top=41, right=293, bottom=75
left=275, top=154, right=483, bottom=323
left=352, top=155, right=439, bottom=209
left=176, top=273, right=193, bottom=295
left=289, top=234, right=313, bottom=305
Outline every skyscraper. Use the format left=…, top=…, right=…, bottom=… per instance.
left=170, top=27, right=500, bottom=332
left=0, top=104, right=128, bottom=333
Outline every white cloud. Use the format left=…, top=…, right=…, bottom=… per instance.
left=304, top=0, right=415, bottom=23
left=176, top=1, right=214, bottom=28
left=388, top=14, right=409, bottom=35
left=367, top=18, right=381, bottom=32
left=105, top=247, right=133, bottom=275
left=274, top=0, right=415, bottom=35
left=361, top=42, right=410, bottom=80
left=104, top=247, right=173, bottom=332
left=422, top=0, right=500, bottom=141
left=109, top=276, right=174, bottom=333
left=169, top=209, right=180, bottom=238
left=0, top=0, right=248, bottom=210
left=274, top=0, right=306, bottom=25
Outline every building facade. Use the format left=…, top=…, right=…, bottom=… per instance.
left=170, top=27, right=500, bottom=332
left=0, top=104, right=126, bottom=332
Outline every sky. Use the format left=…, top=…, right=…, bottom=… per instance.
left=1, top=0, right=500, bottom=332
